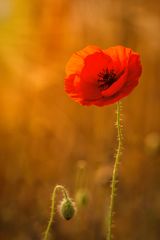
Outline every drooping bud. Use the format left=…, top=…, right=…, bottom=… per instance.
left=58, top=198, right=76, bottom=220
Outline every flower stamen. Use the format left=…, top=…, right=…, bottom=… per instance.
left=97, top=69, right=125, bottom=90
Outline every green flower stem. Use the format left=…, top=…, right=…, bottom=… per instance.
left=107, top=101, right=122, bottom=240
left=43, top=185, right=69, bottom=240
left=75, top=162, right=86, bottom=191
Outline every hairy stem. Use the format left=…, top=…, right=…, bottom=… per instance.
left=43, top=185, right=69, bottom=240
left=107, top=101, right=123, bottom=240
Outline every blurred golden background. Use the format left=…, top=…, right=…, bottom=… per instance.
left=0, top=0, right=160, bottom=239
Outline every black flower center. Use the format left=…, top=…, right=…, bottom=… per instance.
left=97, top=69, right=124, bottom=90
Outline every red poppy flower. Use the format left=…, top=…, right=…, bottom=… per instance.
left=64, top=45, right=142, bottom=106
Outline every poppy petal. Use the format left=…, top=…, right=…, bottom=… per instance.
left=127, top=53, right=142, bottom=83
left=103, top=45, right=132, bottom=72
left=65, top=74, right=81, bottom=99
left=65, top=45, right=102, bottom=77
left=81, top=52, right=112, bottom=84
left=76, top=45, right=102, bottom=59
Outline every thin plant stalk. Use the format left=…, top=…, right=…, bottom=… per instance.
left=43, top=185, right=69, bottom=240
left=107, top=101, right=123, bottom=240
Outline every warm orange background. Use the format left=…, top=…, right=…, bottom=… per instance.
left=0, top=0, right=160, bottom=240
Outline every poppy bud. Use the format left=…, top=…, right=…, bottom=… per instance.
left=75, top=189, right=89, bottom=208
left=58, top=198, right=76, bottom=220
